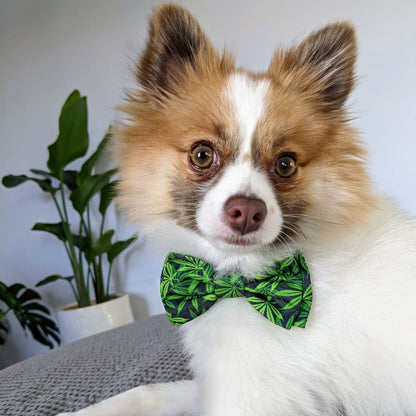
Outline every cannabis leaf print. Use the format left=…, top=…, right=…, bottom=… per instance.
left=161, top=252, right=312, bottom=330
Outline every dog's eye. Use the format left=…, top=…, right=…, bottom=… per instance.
left=275, top=155, right=297, bottom=178
left=190, top=145, right=215, bottom=169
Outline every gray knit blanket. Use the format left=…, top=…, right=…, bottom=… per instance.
left=0, top=314, right=191, bottom=416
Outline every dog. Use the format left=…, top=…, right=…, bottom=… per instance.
left=58, top=4, right=416, bottom=415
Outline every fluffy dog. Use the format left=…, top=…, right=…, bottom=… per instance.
left=59, top=4, right=416, bottom=415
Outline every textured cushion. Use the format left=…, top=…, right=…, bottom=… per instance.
left=0, top=314, right=191, bottom=416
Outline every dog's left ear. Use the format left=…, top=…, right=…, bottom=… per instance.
left=271, top=22, right=357, bottom=112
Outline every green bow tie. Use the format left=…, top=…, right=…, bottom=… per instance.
left=160, top=252, right=312, bottom=330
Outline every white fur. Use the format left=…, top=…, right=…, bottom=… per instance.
left=58, top=202, right=416, bottom=416
left=226, top=73, right=269, bottom=161
left=58, top=31, right=416, bottom=416
left=183, top=203, right=416, bottom=416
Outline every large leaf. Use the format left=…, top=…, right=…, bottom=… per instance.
left=107, top=236, right=137, bottom=264
left=69, top=169, right=117, bottom=214
left=32, top=222, right=67, bottom=242
left=47, top=90, right=89, bottom=180
left=2, top=174, right=55, bottom=193
left=0, top=282, right=60, bottom=348
left=78, top=129, right=112, bottom=185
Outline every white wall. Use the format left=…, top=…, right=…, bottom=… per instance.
left=1, top=0, right=415, bottom=368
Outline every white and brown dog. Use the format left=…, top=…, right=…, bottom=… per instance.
left=59, top=4, right=416, bottom=416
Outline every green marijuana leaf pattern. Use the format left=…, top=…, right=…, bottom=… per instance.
left=160, top=252, right=312, bottom=329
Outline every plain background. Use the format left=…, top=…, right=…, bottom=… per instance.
left=0, top=0, right=415, bottom=368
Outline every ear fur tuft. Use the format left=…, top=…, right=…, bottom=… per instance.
left=271, top=22, right=357, bottom=112
left=137, top=4, right=213, bottom=99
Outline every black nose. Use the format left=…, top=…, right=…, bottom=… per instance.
left=223, top=196, right=267, bottom=235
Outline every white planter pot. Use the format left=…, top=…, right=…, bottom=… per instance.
left=57, top=294, right=134, bottom=344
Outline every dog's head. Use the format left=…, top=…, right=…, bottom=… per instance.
left=115, top=4, right=373, bottom=272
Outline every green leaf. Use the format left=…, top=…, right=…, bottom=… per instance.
left=170, top=316, right=188, bottom=325
left=72, top=234, right=89, bottom=250
left=273, top=289, right=301, bottom=297
left=17, top=288, right=40, bottom=304
left=69, top=169, right=116, bottom=214
left=7, top=283, right=25, bottom=298
left=36, top=274, right=67, bottom=287
left=177, top=298, right=188, bottom=315
left=22, top=302, right=50, bottom=315
left=282, top=296, right=303, bottom=310
left=107, top=236, right=137, bottom=264
left=2, top=174, right=30, bottom=187
left=0, top=320, right=8, bottom=345
left=32, top=222, right=67, bottom=242
left=285, top=314, right=295, bottom=329
left=30, top=169, right=51, bottom=177
left=78, top=128, right=112, bottom=184
left=62, top=170, right=78, bottom=190
left=93, top=229, right=114, bottom=256
left=0, top=281, right=61, bottom=348
left=0, top=281, right=13, bottom=307
left=47, top=90, right=89, bottom=180
left=99, top=181, right=117, bottom=216
left=191, top=297, right=199, bottom=312
left=2, top=174, right=55, bottom=193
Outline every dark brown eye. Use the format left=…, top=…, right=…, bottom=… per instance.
left=275, top=155, right=297, bottom=178
left=190, top=144, right=215, bottom=169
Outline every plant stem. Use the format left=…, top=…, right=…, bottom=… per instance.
left=68, top=281, right=80, bottom=305
left=78, top=219, right=85, bottom=284
left=93, top=260, right=107, bottom=303
left=98, top=210, right=106, bottom=297
left=59, top=183, right=89, bottom=307
left=88, top=206, right=107, bottom=303
left=81, top=214, right=95, bottom=296
left=51, top=193, right=72, bottom=262
left=105, top=263, right=113, bottom=297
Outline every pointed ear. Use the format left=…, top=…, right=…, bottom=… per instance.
left=137, top=4, right=214, bottom=99
left=272, top=22, right=357, bottom=112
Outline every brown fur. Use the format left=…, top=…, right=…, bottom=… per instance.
left=115, top=4, right=375, bottom=246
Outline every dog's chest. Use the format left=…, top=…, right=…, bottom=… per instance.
left=178, top=246, right=416, bottom=414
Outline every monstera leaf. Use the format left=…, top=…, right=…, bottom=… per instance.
left=0, top=281, right=60, bottom=347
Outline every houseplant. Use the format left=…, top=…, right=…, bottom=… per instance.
left=2, top=90, right=137, bottom=341
left=0, top=280, right=60, bottom=348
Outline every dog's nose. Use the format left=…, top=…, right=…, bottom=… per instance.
left=223, top=196, right=267, bottom=235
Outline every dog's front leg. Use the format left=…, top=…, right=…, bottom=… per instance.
left=56, top=380, right=198, bottom=416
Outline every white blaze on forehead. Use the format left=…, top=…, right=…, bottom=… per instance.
left=196, top=73, right=282, bottom=253
left=226, top=73, right=270, bottom=159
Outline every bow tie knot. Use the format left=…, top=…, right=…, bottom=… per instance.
left=161, top=252, right=312, bottom=330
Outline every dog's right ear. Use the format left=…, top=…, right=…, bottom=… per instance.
left=137, top=4, right=214, bottom=100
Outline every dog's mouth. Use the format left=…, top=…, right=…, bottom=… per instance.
left=221, top=235, right=259, bottom=246
left=204, top=219, right=275, bottom=249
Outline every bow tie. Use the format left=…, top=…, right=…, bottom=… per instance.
left=160, top=252, right=312, bottom=330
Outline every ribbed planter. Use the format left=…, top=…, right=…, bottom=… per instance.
left=57, top=294, right=134, bottom=344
